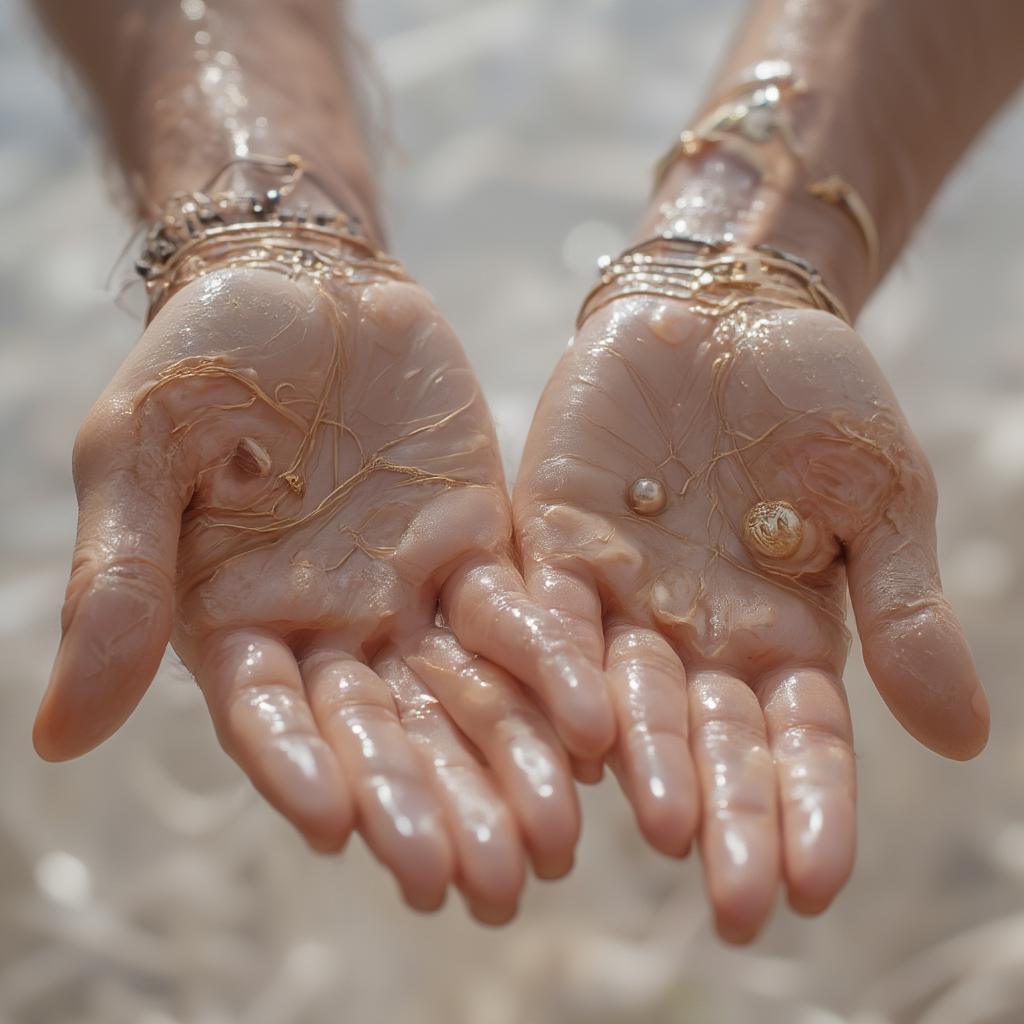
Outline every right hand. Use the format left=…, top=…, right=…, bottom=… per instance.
left=513, top=295, right=989, bottom=939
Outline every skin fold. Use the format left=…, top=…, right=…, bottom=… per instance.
left=34, top=262, right=618, bottom=923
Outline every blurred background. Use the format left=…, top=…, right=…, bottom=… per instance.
left=2, top=1, right=1024, bottom=1021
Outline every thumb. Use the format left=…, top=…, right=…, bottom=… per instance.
left=34, top=411, right=186, bottom=761
left=846, top=473, right=988, bottom=761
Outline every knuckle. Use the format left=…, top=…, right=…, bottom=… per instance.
left=71, top=417, right=105, bottom=483
left=774, top=722, right=854, bottom=763
left=610, top=639, right=682, bottom=681
left=66, top=547, right=173, bottom=605
left=317, top=679, right=396, bottom=724
left=698, top=717, right=771, bottom=760
left=709, top=789, right=775, bottom=821
left=627, top=717, right=687, bottom=744
left=225, top=683, right=312, bottom=731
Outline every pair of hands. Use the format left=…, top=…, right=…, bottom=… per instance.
left=33, top=256, right=988, bottom=940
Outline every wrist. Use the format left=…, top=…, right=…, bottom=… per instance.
left=638, top=152, right=874, bottom=318
left=91, top=3, right=383, bottom=243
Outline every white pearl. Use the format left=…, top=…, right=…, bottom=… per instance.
left=743, top=500, right=803, bottom=558
left=627, top=477, right=668, bottom=516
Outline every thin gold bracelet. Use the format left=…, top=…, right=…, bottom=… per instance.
left=653, top=62, right=880, bottom=286
left=577, top=233, right=851, bottom=330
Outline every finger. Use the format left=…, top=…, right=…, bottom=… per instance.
left=570, top=757, right=604, bottom=785
left=195, top=629, right=353, bottom=852
left=376, top=646, right=527, bottom=924
left=690, top=670, right=779, bottom=944
left=301, top=641, right=454, bottom=911
left=847, top=498, right=988, bottom=760
left=441, top=557, right=614, bottom=759
left=756, top=667, right=856, bottom=915
left=406, top=631, right=580, bottom=881
left=605, top=624, right=698, bottom=858
left=34, top=443, right=185, bottom=760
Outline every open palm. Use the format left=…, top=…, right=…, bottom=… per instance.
left=514, top=296, right=989, bottom=940
left=35, top=264, right=614, bottom=921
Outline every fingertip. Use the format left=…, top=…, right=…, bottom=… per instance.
left=932, top=722, right=988, bottom=762
left=32, top=667, right=120, bottom=762
left=534, top=848, right=574, bottom=881
left=464, top=891, right=520, bottom=927
left=31, top=710, right=74, bottom=763
left=709, top=875, right=777, bottom=945
left=459, top=857, right=524, bottom=925
left=863, top=606, right=989, bottom=762
left=307, top=830, right=352, bottom=856
left=784, top=837, right=855, bottom=917
left=787, top=886, right=839, bottom=918
left=625, top=739, right=699, bottom=858
left=515, top=779, right=580, bottom=880
left=570, top=757, right=604, bottom=784
left=35, top=584, right=169, bottom=762
left=714, top=913, right=765, bottom=946
left=551, top=665, right=616, bottom=760
left=637, top=794, right=698, bottom=860
left=401, top=876, right=449, bottom=914
left=254, top=736, right=355, bottom=849
left=449, top=812, right=528, bottom=923
left=524, top=792, right=579, bottom=880
left=361, top=792, right=457, bottom=911
left=960, top=685, right=991, bottom=759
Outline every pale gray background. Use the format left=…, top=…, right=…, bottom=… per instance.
left=2, top=2, right=1023, bottom=1021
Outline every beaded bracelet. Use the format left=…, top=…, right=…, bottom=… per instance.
left=135, top=154, right=404, bottom=317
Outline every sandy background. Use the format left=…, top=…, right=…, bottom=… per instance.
left=2, top=1, right=1023, bottom=1021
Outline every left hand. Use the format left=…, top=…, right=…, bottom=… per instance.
left=35, top=265, right=610, bottom=922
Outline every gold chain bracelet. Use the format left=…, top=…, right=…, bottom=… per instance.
left=577, top=234, right=851, bottom=330
left=653, top=62, right=880, bottom=283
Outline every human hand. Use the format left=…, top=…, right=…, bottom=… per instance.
left=35, top=262, right=615, bottom=921
left=514, top=296, right=989, bottom=940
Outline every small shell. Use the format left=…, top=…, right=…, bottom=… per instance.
left=234, top=437, right=272, bottom=477
left=283, top=472, right=306, bottom=498
left=627, top=477, right=668, bottom=516
left=743, top=500, right=804, bottom=559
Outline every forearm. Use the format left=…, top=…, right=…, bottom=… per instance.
left=642, top=0, right=1024, bottom=315
left=34, top=0, right=380, bottom=240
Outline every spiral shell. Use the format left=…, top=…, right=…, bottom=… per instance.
left=743, top=500, right=804, bottom=559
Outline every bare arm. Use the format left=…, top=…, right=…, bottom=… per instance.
left=645, top=0, right=1024, bottom=313
left=30, top=0, right=607, bottom=920
left=34, top=0, right=380, bottom=236
left=515, top=0, right=1019, bottom=941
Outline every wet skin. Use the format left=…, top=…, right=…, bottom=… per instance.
left=514, top=296, right=989, bottom=941
left=35, top=265, right=619, bottom=924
